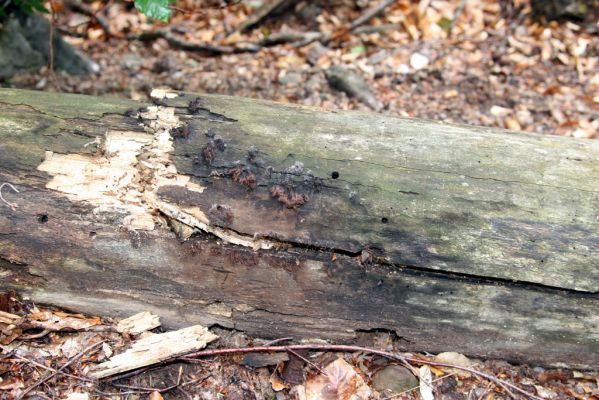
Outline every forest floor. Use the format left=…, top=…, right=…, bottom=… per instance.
left=5, top=0, right=599, bottom=137
left=1, top=0, right=598, bottom=399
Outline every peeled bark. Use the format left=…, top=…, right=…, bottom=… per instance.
left=0, top=88, right=597, bottom=368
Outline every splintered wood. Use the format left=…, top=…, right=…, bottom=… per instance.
left=116, top=311, right=161, bottom=335
left=90, top=325, right=218, bottom=379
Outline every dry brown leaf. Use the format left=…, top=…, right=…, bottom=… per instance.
left=28, top=310, right=101, bottom=331
left=270, top=362, right=289, bottom=392
left=150, top=391, right=164, bottom=400
left=300, top=358, right=371, bottom=400
left=0, top=377, right=24, bottom=390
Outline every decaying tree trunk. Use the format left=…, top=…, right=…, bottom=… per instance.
left=0, top=88, right=597, bottom=368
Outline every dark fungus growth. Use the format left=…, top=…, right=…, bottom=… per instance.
left=152, top=97, right=168, bottom=107
left=213, top=136, right=226, bottom=151
left=197, top=135, right=226, bottom=166
left=201, top=143, right=215, bottom=165
left=208, top=204, right=234, bottom=227
left=188, top=97, right=202, bottom=114
left=170, top=124, right=189, bottom=139
left=269, top=185, right=309, bottom=209
left=124, top=108, right=137, bottom=118
left=226, top=165, right=256, bottom=190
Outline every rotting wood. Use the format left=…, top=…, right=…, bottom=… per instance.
left=90, top=325, right=218, bottom=379
left=116, top=312, right=161, bottom=335
left=0, top=88, right=598, bottom=368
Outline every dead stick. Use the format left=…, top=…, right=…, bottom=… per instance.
left=349, top=0, right=397, bottom=31
left=17, top=341, right=104, bottom=400
left=64, top=0, right=112, bottom=36
left=111, top=374, right=210, bottom=393
left=285, top=347, right=328, bottom=377
left=263, top=337, right=293, bottom=346
left=180, top=344, right=543, bottom=400
left=449, top=0, right=467, bottom=36
left=13, top=354, right=95, bottom=383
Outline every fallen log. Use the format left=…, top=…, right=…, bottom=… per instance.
left=0, top=88, right=597, bottom=368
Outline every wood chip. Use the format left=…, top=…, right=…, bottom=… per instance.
left=89, top=325, right=218, bottom=379
left=116, top=311, right=161, bottom=335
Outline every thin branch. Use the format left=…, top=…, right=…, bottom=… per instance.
left=349, top=0, right=397, bottom=31
left=47, top=0, right=61, bottom=90
left=13, top=354, right=95, bottom=383
left=17, top=329, right=51, bottom=340
left=0, top=182, right=19, bottom=210
left=263, top=337, right=293, bottom=346
left=64, top=0, right=112, bottom=37
left=17, top=341, right=104, bottom=400
left=449, top=0, right=467, bottom=36
left=234, top=0, right=300, bottom=33
left=285, top=347, right=328, bottom=377
left=180, top=344, right=543, bottom=400
left=134, top=29, right=260, bottom=55
left=109, top=373, right=210, bottom=394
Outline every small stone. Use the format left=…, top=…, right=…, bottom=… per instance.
left=410, top=52, right=429, bottom=70
left=516, top=109, right=534, bottom=127
left=278, top=71, right=303, bottom=86
left=490, top=105, right=513, bottom=117
left=307, top=42, right=329, bottom=65
left=372, top=365, right=418, bottom=394
left=325, top=65, right=382, bottom=111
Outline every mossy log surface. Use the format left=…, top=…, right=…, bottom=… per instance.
left=0, top=88, right=597, bottom=368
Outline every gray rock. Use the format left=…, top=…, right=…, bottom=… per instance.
left=306, top=42, right=329, bottom=65
left=372, top=365, right=418, bottom=394
left=122, top=54, right=143, bottom=71
left=278, top=71, right=302, bottom=86
left=0, top=11, right=97, bottom=79
left=324, top=65, right=383, bottom=111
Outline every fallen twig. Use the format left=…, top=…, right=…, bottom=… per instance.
left=110, top=373, right=209, bottom=394
left=180, top=344, right=543, bottom=400
left=134, top=29, right=260, bottom=55
left=17, top=341, right=104, bottom=400
left=449, top=0, right=467, bottom=36
left=64, top=0, right=112, bottom=37
left=234, top=0, right=300, bottom=33
left=0, top=182, right=19, bottom=210
left=285, top=347, right=328, bottom=377
left=349, top=0, right=397, bottom=31
left=263, top=337, right=293, bottom=346
left=17, top=329, right=51, bottom=340
left=13, top=354, right=95, bottom=383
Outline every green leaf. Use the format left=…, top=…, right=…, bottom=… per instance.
left=31, top=0, right=50, bottom=13
left=437, top=17, right=452, bottom=32
left=2, top=0, right=49, bottom=15
left=349, top=45, right=366, bottom=55
left=134, top=0, right=174, bottom=22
